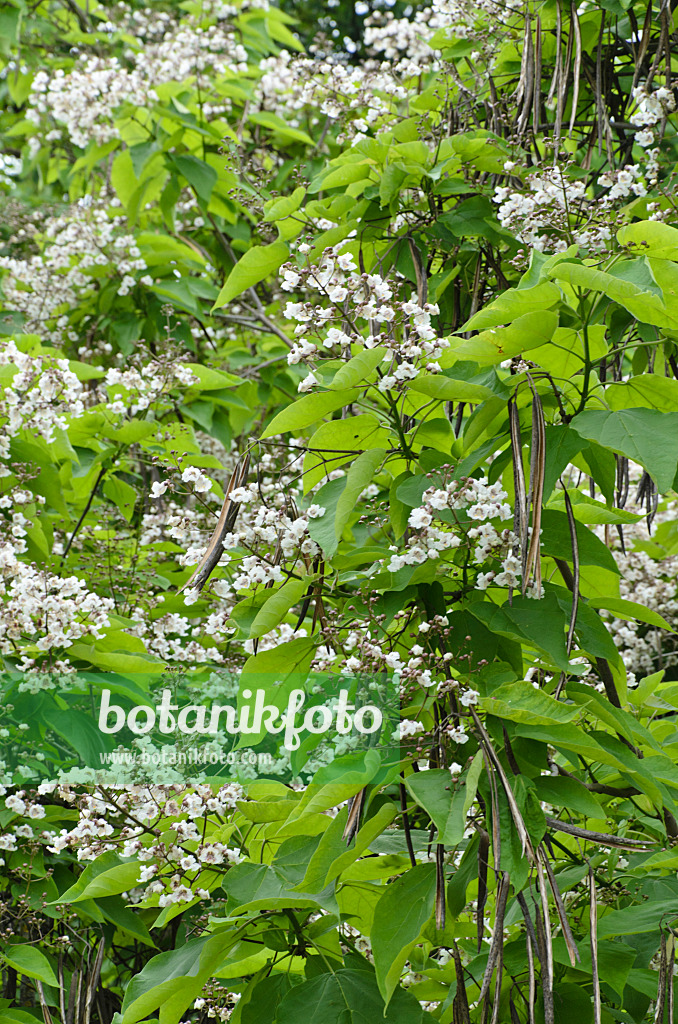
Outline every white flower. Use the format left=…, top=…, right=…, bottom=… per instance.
left=408, top=507, right=432, bottom=529
left=281, top=268, right=301, bottom=291
left=298, top=372, right=320, bottom=393
left=634, top=128, right=654, bottom=147
left=459, top=689, right=479, bottom=707
left=181, top=467, right=213, bottom=494
left=393, top=719, right=425, bottom=740
left=447, top=726, right=470, bottom=744
left=150, top=480, right=168, bottom=498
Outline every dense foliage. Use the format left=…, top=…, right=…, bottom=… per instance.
left=3, top=0, right=678, bottom=1021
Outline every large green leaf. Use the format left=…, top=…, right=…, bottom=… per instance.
left=2, top=945, right=58, bottom=986
left=542, top=426, right=586, bottom=498
left=605, top=374, right=678, bottom=413
left=330, top=348, right=385, bottom=390
left=572, top=408, right=678, bottom=491
left=598, top=900, right=678, bottom=937
left=248, top=577, right=313, bottom=640
left=471, top=592, right=571, bottom=671
left=53, top=851, right=141, bottom=904
left=540, top=510, right=620, bottom=575
left=548, top=260, right=678, bottom=330
left=405, top=769, right=466, bottom=845
left=462, top=282, right=561, bottom=331
left=213, top=240, right=289, bottom=308
left=333, top=448, right=385, bottom=539
left=276, top=967, right=435, bottom=1023
left=121, top=931, right=234, bottom=1024
left=617, top=220, right=678, bottom=260
left=261, top=390, right=359, bottom=438
left=221, top=863, right=336, bottom=915
left=172, top=154, right=217, bottom=200
left=478, top=682, right=579, bottom=727
left=533, top=775, right=604, bottom=818
left=41, top=706, right=114, bottom=763
left=303, top=417, right=390, bottom=490
left=408, top=373, right=495, bottom=403
left=307, top=476, right=348, bottom=557
left=587, top=596, right=673, bottom=631
left=370, top=864, right=436, bottom=1004
left=448, top=311, right=559, bottom=365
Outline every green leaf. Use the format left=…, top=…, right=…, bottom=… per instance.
left=606, top=374, right=678, bottom=413
left=236, top=638, right=316, bottom=744
left=183, top=363, right=242, bottom=389
left=276, top=967, right=435, bottom=1024
left=323, top=803, right=397, bottom=885
left=448, top=311, right=559, bottom=365
left=598, top=900, right=678, bottom=937
left=462, top=282, right=561, bottom=331
left=408, top=373, right=495, bottom=403
left=66, top=644, right=166, bottom=675
left=98, top=895, right=155, bottom=946
left=542, top=426, right=585, bottom=499
left=261, top=390, right=358, bottom=438
left=471, top=593, right=572, bottom=671
left=41, top=707, right=113, bottom=764
left=548, top=260, right=678, bottom=330
left=54, top=852, right=141, bottom=904
left=0, top=1011, right=45, bottom=1024
left=294, top=808, right=350, bottom=891
left=572, top=408, right=678, bottom=492
left=248, top=577, right=313, bottom=640
left=2, top=945, right=58, bottom=986
left=405, top=767, right=478, bottom=845
left=333, top=448, right=385, bottom=540
left=310, top=161, right=373, bottom=193
left=533, top=775, right=605, bottom=818
left=303, top=417, right=389, bottom=491
left=545, top=491, right=642, bottom=525
left=221, top=863, right=335, bottom=915
left=102, top=420, right=156, bottom=444
left=263, top=185, right=306, bottom=222
left=432, top=195, right=506, bottom=243
left=213, top=240, right=288, bottom=308
left=330, top=347, right=385, bottom=390
left=379, top=165, right=408, bottom=207
left=172, top=154, right=217, bottom=201
left=478, top=681, right=579, bottom=727
left=103, top=475, right=137, bottom=522
left=540, top=510, right=620, bottom=575
left=238, top=976, right=297, bottom=1024
left=617, top=220, right=678, bottom=260
left=371, top=864, right=436, bottom=1004
left=307, top=477, right=347, bottom=558
left=249, top=111, right=315, bottom=146
left=240, top=637, right=316, bottom=688
left=587, top=596, right=673, bottom=631
left=121, top=931, right=234, bottom=1024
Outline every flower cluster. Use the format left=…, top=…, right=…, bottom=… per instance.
left=494, top=157, right=666, bottom=253
left=629, top=84, right=676, bottom=149
left=387, top=476, right=515, bottom=582
left=0, top=339, right=87, bottom=446
left=0, top=561, right=113, bottom=661
left=282, top=247, right=448, bottom=392
left=27, top=10, right=249, bottom=151
left=0, top=202, right=149, bottom=343
left=103, top=360, right=198, bottom=416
